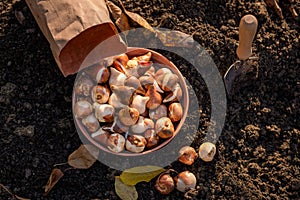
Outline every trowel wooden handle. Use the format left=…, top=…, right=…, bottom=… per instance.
left=236, top=14, right=258, bottom=60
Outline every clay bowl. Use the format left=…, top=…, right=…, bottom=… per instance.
left=73, top=47, right=189, bottom=156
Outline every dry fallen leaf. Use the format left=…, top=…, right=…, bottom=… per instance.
left=68, top=144, right=99, bottom=169
left=107, top=0, right=193, bottom=48
left=106, top=1, right=131, bottom=33
left=15, top=10, right=25, bottom=25
left=14, top=195, right=31, bottom=200
left=118, top=0, right=155, bottom=33
left=115, top=176, right=138, bottom=200
left=106, top=1, right=122, bottom=20
left=44, top=168, right=64, bottom=196
left=107, top=0, right=155, bottom=34
left=0, top=183, right=31, bottom=200
left=116, top=13, right=131, bottom=32
left=263, top=0, right=284, bottom=19
left=120, top=165, right=166, bottom=186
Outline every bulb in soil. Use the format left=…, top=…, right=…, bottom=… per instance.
left=198, top=142, right=216, bottom=162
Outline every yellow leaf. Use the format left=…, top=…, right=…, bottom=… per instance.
left=68, top=144, right=99, bottom=169
left=44, top=168, right=64, bottom=196
left=115, top=176, right=138, bottom=200
left=120, top=166, right=166, bottom=186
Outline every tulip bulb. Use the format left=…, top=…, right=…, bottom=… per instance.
left=82, top=114, right=100, bottom=133
left=93, top=103, right=114, bottom=122
left=126, top=135, right=147, bottom=153
left=109, top=67, right=127, bottom=86
left=74, top=72, right=94, bottom=97
left=131, top=117, right=154, bottom=134
left=168, top=102, right=183, bottom=122
left=155, top=173, right=174, bottom=195
left=110, top=85, right=135, bottom=105
left=155, top=117, right=174, bottom=139
left=149, top=104, right=168, bottom=121
left=131, top=95, right=150, bottom=115
left=74, top=100, right=93, bottom=118
left=144, top=129, right=160, bottom=148
left=91, top=85, right=110, bottom=104
left=145, top=85, right=162, bottom=110
left=91, top=128, right=109, bottom=145
left=174, top=171, right=197, bottom=192
left=118, top=106, right=139, bottom=126
left=107, top=133, right=126, bottom=153
left=178, top=146, right=198, bottom=165
left=198, top=142, right=216, bottom=162
left=108, top=93, right=126, bottom=109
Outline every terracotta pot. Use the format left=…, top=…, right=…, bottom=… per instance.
left=73, top=47, right=189, bottom=156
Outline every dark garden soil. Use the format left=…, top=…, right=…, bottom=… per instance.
left=0, top=0, right=299, bottom=199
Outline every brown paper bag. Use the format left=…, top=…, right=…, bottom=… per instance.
left=26, top=0, right=127, bottom=76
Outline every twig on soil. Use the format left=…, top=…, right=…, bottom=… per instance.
left=0, top=183, right=30, bottom=200
left=53, top=162, right=68, bottom=167
left=0, top=183, right=14, bottom=196
left=63, top=167, right=76, bottom=172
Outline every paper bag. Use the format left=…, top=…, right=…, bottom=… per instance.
left=26, top=0, right=127, bottom=76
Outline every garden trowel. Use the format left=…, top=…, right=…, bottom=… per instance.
left=224, top=14, right=258, bottom=95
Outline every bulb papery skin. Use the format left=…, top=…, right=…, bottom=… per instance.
left=198, top=142, right=216, bottom=162
left=174, top=171, right=197, bottom=192
left=155, top=173, right=175, bottom=195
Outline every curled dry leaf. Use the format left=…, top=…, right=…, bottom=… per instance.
left=116, top=14, right=131, bottom=33
left=44, top=168, right=64, bottom=196
left=106, top=1, right=122, bottom=20
left=106, top=1, right=131, bottom=32
left=117, top=0, right=155, bottom=33
left=263, top=0, right=284, bottom=19
left=0, top=183, right=31, bottom=200
left=118, top=0, right=155, bottom=33
left=15, top=10, right=25, bottom=25
left=14, top=195, right=31, bottom=200
left=120, top=165, right=166, bottom=186
left=68, top=144, right=99, bottom=169
left=107, top=0, right=155, bottom=34
left=107, top=0, right=193, bottom=48
left=115, top=176, right=138, bottom=200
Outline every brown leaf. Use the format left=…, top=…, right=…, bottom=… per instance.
left=111, top=1, right=193, bottom=47
left=14, top=195, right=31, bottom=200
left=263, top=0, right=284, bottom=19
left=106, top=1, right=122, bottom=20
left=68, top=144, right=99, bottom=169
left=106, top=1, right=131, bottom=33
left=118, top=0, right=155, bottom=33
left=0, top=183, right=30, bottom=200
left=116, top=13, right=131, bottom=32
left=44, top=168, right=64, bottom=196
left=15, top=10, right=25, bottom=25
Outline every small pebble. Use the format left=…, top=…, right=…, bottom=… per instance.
left=25, top=168, right=31, bottom=179
left=14, top=125, right=35, bottom=137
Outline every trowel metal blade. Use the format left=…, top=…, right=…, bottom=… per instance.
left=223, top=61, right=243, bottom=95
